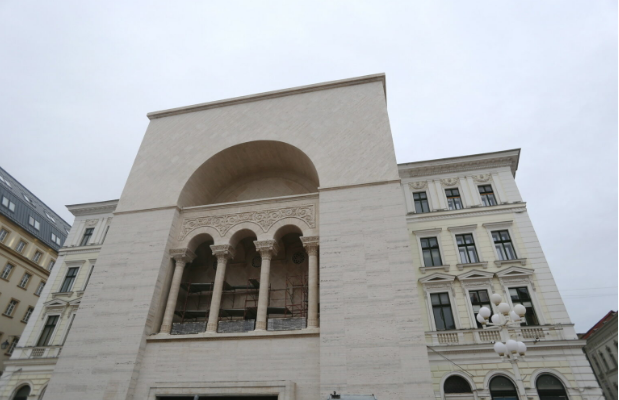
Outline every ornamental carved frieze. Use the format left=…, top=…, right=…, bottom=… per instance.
left=179, top=204, right=316, bottom=240
left=408, top=181, right=428, bottom=190
left=472, top=174, right=492, bottom=183
left=85, top=219, right=98, bottom=227
left=440, top=177, right=459, bottom=187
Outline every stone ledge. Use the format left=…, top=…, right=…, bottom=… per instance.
left=148, top=327, right=320, bottom=342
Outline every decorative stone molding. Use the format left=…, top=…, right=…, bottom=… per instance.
left=254, top=240, right=279, bottom=260
left=494, top=258, right=527, bottom=267
left=85, top=219, right=98, bottom=227
left=457, top=270, right=494, bottom=289
left=408, top=206, right=527, bottom=222
left=419, top=265, right=450, bottom=274
left=472, top=174, right=492, bottom=183
left=169, top=248, right=196, bottom=263
left=456, top=261, right=488, bottom=271
left=179, top=204, right=316, bottom=239
left=300, top=236, right=319, bottom=256
left=408, top=181, right=428, bottom=190
left=440, top=177, right=459, bottom=187
left=209, top=244, right=235, bottom=261
left=400, top=156, right=518, bottom=178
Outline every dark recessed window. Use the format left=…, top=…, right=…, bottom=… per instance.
left=18, top=273, right=31, bottom=288
left=22, top=306, right=34, bottom=323
left=414, top=192, right=430, bottom=213
left=16, top=240, right=27, bottom=253
left=445, top=188, right=463, bottom=210
left=536, top=374, right=567, bottom=400
left=492, top=230, right=517, bottom=260
left=456, top=234, right=479, bottom=263
left=35, top=281, right=45, bottom=296
left=479, top=185, right=497, bottom=206
left=13, top=385, right=31, bottom=400
left=1, top=263, right=14, bottom=280
left=80, top=228, right=94, bottom=246
left=4, top=299, right=18, bottom=316
left=292, top=252, right=306, bottom=264
left=420, top=237, right=442, bottom=267
left=37, top=315, right=59, bottom=347
left=32, top=251, right=42, bottom=263
left=509, top=287, right=538, bottom=326
left=0, top=228, right=8, bottom=243
left=490, top=376, right=519, bottom=400
left=431, top=292, right=455, bottom=331
left=1, top=196, right=15, bottom=212
left=60, top=267, right=79, bottom=293
left=444, top=375, right=472, bottom=394
left=469, top=289, right=491, bottom=328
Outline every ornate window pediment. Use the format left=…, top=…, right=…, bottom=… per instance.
left=496, top=266, right=534, bottom=279
left=420, top=273, right=456, bottom=284
left=458, top=269, right=494, bottom=282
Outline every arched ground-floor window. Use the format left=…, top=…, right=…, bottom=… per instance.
left=490, top=376, right=518, bottom=400
left=12, top=385, right=30, bottom=400
left=536, top=374, right=568, bottom=400
left=445, top=375, right=474, bottom=400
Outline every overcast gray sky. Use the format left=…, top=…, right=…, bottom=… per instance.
left=0, top=1, right=616, bottom=332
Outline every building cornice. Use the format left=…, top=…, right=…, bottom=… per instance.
left=147, top=74, right=386, bottom=120
left=58, top=244, right=102, bottom=256
left=406, top=204, right=527, bottom=223
left=0, top=241, right=51, bottom=277
left=66, top=199, right=118, bottom=216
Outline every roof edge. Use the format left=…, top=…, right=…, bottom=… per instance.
left=66, top=199, right=119, bottom=217
left=146, top=73, right=387, bottom=120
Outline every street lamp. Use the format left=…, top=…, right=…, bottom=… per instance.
left=476, top=293, right=527, bottom=360
left=0, top=340, right=9, bottom=350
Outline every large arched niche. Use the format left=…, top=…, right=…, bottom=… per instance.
left=178, top=140, right=320, bottom=208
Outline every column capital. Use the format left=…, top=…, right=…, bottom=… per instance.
left=301, top=236, right=319, bottom=256
left=210, top=244, right=236, bottom=261
left=169, top=248, right=196, bottom=263
left=254, top=240, right=279, bottom=260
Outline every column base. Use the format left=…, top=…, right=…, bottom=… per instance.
left=206, top=322, right=218, bottom=332
left=160, top=324, right=171, bottom=334
left=307, top=318, right=318, bottom=328
left=255, top=321, right=267, bottom=330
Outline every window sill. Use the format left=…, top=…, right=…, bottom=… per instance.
left=419, top=264, right=450, bottom=274
left=2, top=314, right=13, bottom=319
left=52, top=291, right=73, bottom=299
left=17, top=285, right=28, bottom=291
left=456, top=261, right=488, bottom=271
left=75, top=290, right=84, bottom=297
left=0, top=277, right=10, bottom=282
left=494, top=258, right=527, bottom=267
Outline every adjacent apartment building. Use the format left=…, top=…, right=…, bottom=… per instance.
left=0, top=167, right=69, bottom=377
left=0, top=75, right=605, bottom=400
left=581, top=311, right=618, bottom=400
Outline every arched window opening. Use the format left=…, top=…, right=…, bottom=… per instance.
left=445, top=376, right=473, bottom=394
left=490, top=376, right=518, bottom=400
left=39, top=386, right=47, bottom=400
left=536, top=374, right=568, bottom=400
left=12, top=386, right=30, bottom=400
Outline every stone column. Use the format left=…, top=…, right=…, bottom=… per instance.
left=206, top=244, right=235, bottom=333
left=253, top=240, right=279, bottom=331
left=160, top=248, right=196, bottom=334
left=301, top=236, right=319, bottom=328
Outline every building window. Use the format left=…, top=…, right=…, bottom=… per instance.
left=479, top=185, right=497, bottom=206
left=490, top=376, right=519, bottom=400
left=445, top=188, right=463, bottom=210
left=83, top=265, right=94, bottom=290
left=1, top=263, right=14, bottom=280
left=0, top=228, right=8, bottom=243
left=18, top=273, right=31, bottom=288
left=23, top=194, right=32, bottom=203
left=492, top=230, right=517, bottom=260
left=59, top=267, right=79, bottom=292
left=45, top=211, right=55, bottom=222
left=509, top=287, right=538, bottom=326
left=28, top=216, right=40, bottom=230
left=456, top=234, right=479, bottom=263
left=421, top=237, right=443, bottom=267
left=32, top=251, right=42, bottom=263
left=37, top=315, right=59, bottom=346
left=469, top=289, right=491, bottom=328
left=1, top=196, right=15, bottom=212
left=102, top=225, right=110, bottom=244
left=6, top=336, right=18, bottom=355
left=35, top=281, right=45, bottom=296
left=80, top=228, right=94, bottom=246
left=15, top=240, right=27, bottom=253
left=431, top=292, right=455, bottom=331
left=599, top=351, right=610, bottom=371
left=444, top=375, right=472, bottom=395
left=4, top=299, right=19, bottom=316
left=51, top=233, right=62, bottom=246
left=606, top=346, right=617, bottom=367
left=48, top=259, right=55, bottom=271
left=414, top=192, right=430, bottom=213
left=536, top=374, right=567, bottom=400
left=22, top=306, right=34, bottom=323
left=12, top=385, right=30, bottom=400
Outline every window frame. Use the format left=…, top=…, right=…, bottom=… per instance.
left=420, top=236, right=444, bottom=267
left=455, top=233, right=480, bottom=264
left=15, top=239, right=27, bottom=253
left=492, top=230, right=518, bottom=261
left=445, top=187, right=464, bottom=210
left=36, top=314, right=61, bottom=347
left=430, top=291, right=457, bottom=331
left=48, top=259, right=55, bottom=271
left=489, top=375, right=519, bottom=400
left=478, top=184, right=498, bottom=207
left=0, top=262, right=15, bottom=281
left=34, top=281, right=45, bottom=296
left=3, top=298, right=20, bottom=317
left=508, top=286, right=539, bottom=326
left=5, top=336, right=19, bottom=356
left=32, top=250, right=43, bottom=264
left=28, top=215, right=41, bottom=230
left=21, top=306, right=34, bottom=323
left=80, top=227, right=94, bottom=246
left=17, top=272, right=31, bottom=289
left=420, top=275, right=461, bottom=331
left=0, top=226, right=9, bottom=243
left=1, top=196, right=15, bottom=212
left=414, top=229, right=448, bottom=273
left=534, top=373, right=569, bottom=400
left=413, top=191, right=431, bottom=214
left=59, top=266, right=80, bottom=293
left=483, top=222, right=524, bottom=264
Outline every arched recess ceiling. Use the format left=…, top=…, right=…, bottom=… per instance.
left=178, top=140, right=320, bottom=208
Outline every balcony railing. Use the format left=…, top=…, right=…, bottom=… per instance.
left=26, top=346, right=62, bottom=359
left=426, top=325, right=564, bottom=346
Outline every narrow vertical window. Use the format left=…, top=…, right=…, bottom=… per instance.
left=15, top=240, right=27, bottom=253
left=509, top=287, right=538, bottom=326
left=48, top=259, right=55, bottom=271
left=445, top=188, right=463, bottom=210
left=18, top=273, right=31, bottom=288
left=60, top=267, right=79, bottom=292
left=35, top=281, right=45, bottom=296
left=102, top=225, right=110, bottom=244
left=413, top=192, right=430, bottom=213
left=0, top=228, right=8, bottom=243
left=599, top=351, right=610, bottom=371
left=4, top=299, right=18, bottom=316
left=469, top=289, right=491, bottom=328
left=420, top=237, right=442, bottom=266
left=431, top=292, right=455, bottom=331
left=606, top=346, right=617, bottom=367
left=22, top=306, right=34, bottom=323
left=492, top=230, right=517, bottom=260
left=37, top=315, right=59, bottom=346
left=28, top=216, right=40, bottom=230
left=80, top=228, right=94, bottom=246
left=83, top=265, right=95, bottom=290
left=456, top=234, right=479, bottom=263
left=479, top=185, right=497, bottom=206
left=1, top=263, right=13, bottom=280
left=6, top=336, right=18, bottom=355
left=32, top=251, right=42, bottom=263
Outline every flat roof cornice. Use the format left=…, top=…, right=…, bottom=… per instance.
left=66, top=199, right=119, bottom=216
left=147, top=73, right=386, bottom=120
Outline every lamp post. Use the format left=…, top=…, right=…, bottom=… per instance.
left=477, top=293, right=528, bottom=398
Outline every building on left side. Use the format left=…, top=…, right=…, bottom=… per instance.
left=0, top=167, right=70, bottom=377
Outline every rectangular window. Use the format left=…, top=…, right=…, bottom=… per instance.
left=413, top=192, right=430, bottom=213
left=456, top=234, right=479, bottom=263
left=83, top=265, right=94, bottom=290
left=48, top=259, right=55, bottom=271
left=469, top=289, right=491, bottom=328
left=35, top=281, right=45, bottom=296
left=0, top=228, right=8, bottom=243
left=1, top=196, right=15, bottom=212
left=18, top=273, right=31, bottom=288
left=62, top=314, right=76, bottom=345
left=59, top=267, right=79, bottom=292
left=32, top=251, right=42, bottom=263
left=1, top=263, right=13, bottom=280
left=4, top=299, right=18, bottom=316
left=80, top=228, right=94, bottom=246
left=51, top=232, right=62, bottom=246
left=22, top=306, right=34, bottom=323
left=431, top=292, right=455, bottom=331
left=509, top=287, right=539, bottom=326
left=492, top=230, right=517, bottom=260
left=445, top=188, right=463, bottom=210
left=6, top=336, right=18, bottom=355
left=478, top=185, right=497, bottom=206
left=28, top=216, right=41, bottom=230
left=15, top=240, right=27, bottom=253
left=37, top=315, right=59, bottom=346
left=420, top=237, right=442, bottom=267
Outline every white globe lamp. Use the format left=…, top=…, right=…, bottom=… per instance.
left=477, top=314, right=487, bottom=325
left=479, top=306, right=492, bottom=319
left=491, top=314, right=501, bottom=325
left=491, top=293, right=503, bottom=306
left=494, top=342, right=507, bottom=356
left=506, top=339, right=519, bottom=355
left=510, top=311, right=520, bottom=322
left=514, top=304, right=526, bottom=318
left=517, top=341, right=527, bottom=356
left=498, top=302, right=511, bottom=316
